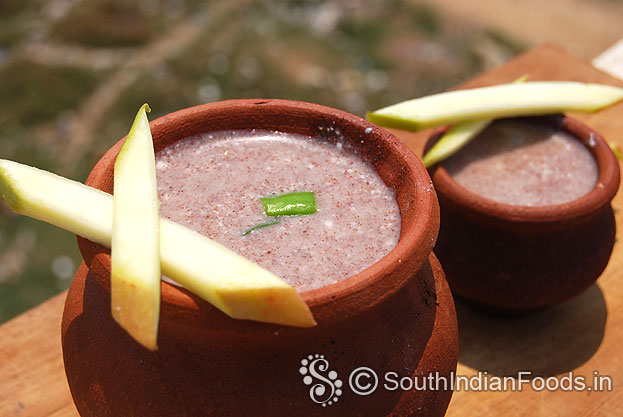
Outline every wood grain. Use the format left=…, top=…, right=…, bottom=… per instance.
left=0, top=44, right=621, bottom=416
left=0, top=291, right=77, bottom=417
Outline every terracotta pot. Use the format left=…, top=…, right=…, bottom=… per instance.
left=425, top=115, right=620, bottom=311
left=62, top=99, right=458, bottom=417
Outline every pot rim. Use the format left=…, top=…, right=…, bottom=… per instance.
left=78, top=99, right=439, bottom=326
left=426, top=115, right=620, bottom=223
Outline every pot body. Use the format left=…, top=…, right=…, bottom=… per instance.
left=427, top=116, right=619, bottom=311
left=434, top=196, right=615, bottom=310
left=63, top=254, right=457, bottom=417
left=61, top=100, right=458, bottom=416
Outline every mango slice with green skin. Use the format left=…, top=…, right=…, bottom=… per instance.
left=421, top=119, right=490, bottom=168
left=609, top=142, right=623, bottom=161
left=421, top=76, right=528, bottom=167
left=367, top=81, right=623, bottom=132
left=111, top=104, right=161, bottom=350
left=0, top=159, right=316, bottom=328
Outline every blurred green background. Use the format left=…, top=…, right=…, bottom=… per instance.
left=0, top=0, right=619, bottom=323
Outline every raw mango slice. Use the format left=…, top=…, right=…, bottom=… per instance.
left=421, top=76, right=528, bottom=167
left=367, top=81, right=623, bottom=132
left=0, top=159, right=316, bottom=328
left=111, top=104, right=161, bottom=350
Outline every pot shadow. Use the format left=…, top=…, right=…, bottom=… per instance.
left=456, top=283, right=607, bottom=377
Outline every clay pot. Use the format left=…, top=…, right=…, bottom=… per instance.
left=62, top=99, right=458, bottom=417
left=425, top=115, right=620, bottom=311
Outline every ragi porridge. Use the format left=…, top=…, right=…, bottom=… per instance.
left=443, top=119, right=598, bottom=206
left=155, top=130, right=401, bottom=291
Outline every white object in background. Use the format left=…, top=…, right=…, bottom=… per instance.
left=593, top=38, right=623, bottom=80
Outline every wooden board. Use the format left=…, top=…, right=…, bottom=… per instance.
left=0, top=291, right=77, bottom=416
left=0, top=44, right=621, bottom=416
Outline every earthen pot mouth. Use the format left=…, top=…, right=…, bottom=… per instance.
left=426, top=115, right=620, bottom=223
left=78, top=99, right=439, bottom=327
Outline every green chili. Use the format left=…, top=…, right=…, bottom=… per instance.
left=242, top=220, right=280, bottom=236
left=260, top=192, right=317, bottom=217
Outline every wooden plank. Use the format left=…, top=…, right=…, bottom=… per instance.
left=387, top=43, right=623, bottom=417
left=0, top=44, right=621, bottom=416
left=0, top=291, right=78, bottom=417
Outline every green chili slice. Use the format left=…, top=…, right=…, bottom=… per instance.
left=260, top=192, right=317, bottom=217
left=242, top=220, right=280, bottom=236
